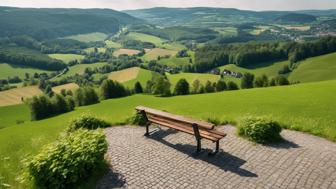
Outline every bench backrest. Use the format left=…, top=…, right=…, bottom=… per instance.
left=135, top=106, right=215, bottom=130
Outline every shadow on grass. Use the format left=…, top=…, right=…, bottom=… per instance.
left=148, top=128, right=258, bottom=178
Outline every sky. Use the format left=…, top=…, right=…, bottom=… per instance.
left=0, top=0, right=336, bottom=11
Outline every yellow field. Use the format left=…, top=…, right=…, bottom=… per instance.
left=52, top=83, right=79, bottom=94
left=113, top=49, right=141, bottom=57
left=108, top=67, right=140, bottom=83
left=0, top=86, right=43, bottom=107
left=143, top=48, right=177, bottom=61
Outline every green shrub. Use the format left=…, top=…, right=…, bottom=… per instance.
left=129, top=113, right=148, bottom=126
left=237, top=116, right=282, bottom=144
left=25, top=129, right=108, bottom=189
left=68, top=114, right=110, bottom=132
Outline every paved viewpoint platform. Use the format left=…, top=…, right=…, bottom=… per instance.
left=97, top=126, right=336, bottom=189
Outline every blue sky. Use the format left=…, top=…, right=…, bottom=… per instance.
left=1, top=0, right=336, bottom=11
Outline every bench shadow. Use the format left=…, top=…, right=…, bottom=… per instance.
left=148, top=128, right=258, bottom=178
left=265, top=138, right=300, bottom=149
left=96, top=169, right=126, bottom=189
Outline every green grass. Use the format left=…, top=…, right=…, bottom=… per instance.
left=84, top=47, right=106, bottom=54
left=288, top=53, right=336, bottom=83
left=0, top=104, right=30, bottom=129
left=0, top=63, right=51, bottom=80
left=167, top=72, right=221, bottom=87
left=142, top=48, right=177, bottom=61
left=63, top=32, right=108, bottom=42
left=161, top=42, right=186, bottom=51
left=158, top=57, right=191, bottom=68
left=52, top=62, right=108, bottom=81
left=1, top=80, right=336, bottom=187
left=105, top=40, right=122, bottom=49
left=48, top=54, right=84, bottom=64
left=125, top=32, right=166, bottom=46
left=213, top=27, right=238, bottom=37
left=123, top=68, right=158, bottom=89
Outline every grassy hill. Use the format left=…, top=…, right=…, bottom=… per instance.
left=48, top=54, right=85, bottom=64
left=0, top=63, right=51, bottom=80
left=52, top=83, right=79, bottom=94
left=288, top=53, right=336, bottom=83
left=1, top=80, right=336, bottom=187
left=142, top=48, right=177, bottom=61
left=63, top=32, right=108, bottom=42
left=125, top=32, right=166, bottom=46
left=167, top=73, right=221, bottom=87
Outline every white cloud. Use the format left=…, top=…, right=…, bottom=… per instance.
left=0, top=0, right=335, bottom=11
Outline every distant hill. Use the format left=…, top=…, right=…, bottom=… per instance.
left=124, top=7, right=333, bottom=27
left=0, top=6, right=141, bottom=40
left=275, top=13, right=317, bottom=23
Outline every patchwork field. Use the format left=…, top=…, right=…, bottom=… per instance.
left=1, top=80, right=336, bottom=187
left=108, top=67, right=156, bottom=88
left=0, top=86, right=43, bottom=107
left=0, top=63, right=51, bottom=80
left=48, top=54, right=84, bottom=63
left=288, top=53, right=336, bottom=83
left=143, top=48, right=177, bottom=61
left=113, top=48, right=141, bottom=57
left=63, top=32, right=108, bottom=42
left=52, top=83, right=79, bottom=94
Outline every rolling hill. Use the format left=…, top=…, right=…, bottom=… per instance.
left=108, top=67, right=157, bottom=88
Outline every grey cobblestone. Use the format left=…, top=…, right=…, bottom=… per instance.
left=96, top=125, right=336, bottom=189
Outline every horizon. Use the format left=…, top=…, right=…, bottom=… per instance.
left=1, top=0, right=336, bottom=11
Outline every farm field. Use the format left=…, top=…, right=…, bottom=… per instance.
left=142, top=48, right=177, bottom=61
left=48, top=54, right=84, bottom=63
left=1, top=80, right=336, bottom=187
left=158, top=57, right=191, bottom=68
left=125, top=32, right=166, bottom=46
left=288, top=53, right=336, bottom=83
left=0, top=86, right=43, bottom=107
left=213, top=27, right=238, bottom=37
left=0, top=63, right=51, bottom=80
left=108, top=67, right=156, bottom=88
left=113, top=48, right=141, bottom=57
left=52, top=83, right=79, bottom=93
left=52, top=62, right=108, bottom=81
left=63, top=32, right=108, bottom=42
left=167, top=72, right=221, bottom=87
left=84, top=47, right=106, bottom=54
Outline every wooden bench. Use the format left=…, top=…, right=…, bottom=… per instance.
left=135, top=106, right=227, bottom=155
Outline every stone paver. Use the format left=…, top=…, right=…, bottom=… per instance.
left=96, top=125, right=336, bottom=189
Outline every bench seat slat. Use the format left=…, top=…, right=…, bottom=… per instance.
left=148, top=115, right=226, bottom=140
left=136, top=106, right=214, bottom=130
left=148, top=118, right=220, bottom=142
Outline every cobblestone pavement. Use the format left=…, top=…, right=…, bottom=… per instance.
left=96, top=125, right=336, bottom=189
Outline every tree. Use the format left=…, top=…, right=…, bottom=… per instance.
left=74, top=87, right=99, bottom=106
left=269, top=78, right=276, bottom=86
left=100, top=80, right=128, bottom=100
left=241, top=73, right=255, bottom=89
left=254, top=75, right=269, bottom=88
left=192, top=79, right=201, bottom=93
left=44, top=85, right=53, bottom=97
left=204, top=81, right=215, bottom=93
left=276, top=76, right=290, bottom=86
left=153, top=77, right=171, bottom=96
left=28, top=95, right=53, bottom=120
left=216, top=80, right=227, bottom=92
left=52, top=94, right=69, bottom=114
left=134, top=82, right=143, bottom=94
left=174, top=78, right=190, bottom=95
left=227, top=81, right=239, bottom=90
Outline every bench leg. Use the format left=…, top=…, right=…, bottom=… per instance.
left=196, top=138, right=201, bottom=153
left=208, top=140, right=219, bottom=156
left=144, top=122, right=150, bottom=137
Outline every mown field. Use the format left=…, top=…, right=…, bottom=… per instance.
left=0, top=63, right=51, bottom=80
left=63, top=32, right=108, bottom=42
left=113, top=48, right=141, bottom=57
left=108, top=67, right=156, bottom=88
left=142, top=48, right=177, bottom=61
left=105, top=40, right=122, bottom=49
left=167, top=72, right=221, bottom=87
left=1, top=80, right=336, bottom=187
left=125, top=32, right=166, bottom=46
left=0, top=86, right=43, bottom=107
left=51, top=83, right=79, bottom=94
left=288, top=53, right=336, bottom=83
left=48, top=54, right=85, bottom=64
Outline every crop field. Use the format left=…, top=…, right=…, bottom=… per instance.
left=84, top=47, right=106, bottom=54
left=0, top=63, right=51, bottom=80
left=161, top=42, right=186, bottom=51
left=113, top=48, right=141, bottom=57
left=0, top=86, right=43, bottom=107
left=52, top=83, right=79, bottom=94
left=108, top=67, right=156, bottom=88
left=48, top=54, right=85, bottom=64
left=125, top=32, right=166, bottom=46
left=1, top=80, right=336, bottom=187
left=158, top=57, right=191, bottom=68
left=52, top=62, right=108, bottom=81
left=63, top=32, right=108, bottom=42
left=167, top=72, right=221, bottom=87
left=288, top=53, right=336, bottom=83
left=105, top=40, right=122, bottom=49
left=142, top=48, right=177, bottom=61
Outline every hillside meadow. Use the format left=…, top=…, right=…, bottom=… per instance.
left=0, top=63, right=51, bottom=80
left=48, top=54, right=85, bottom=64
left=1, top=80, right=336, bottom=187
